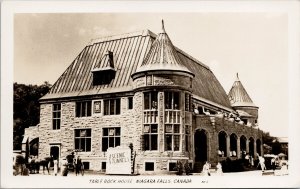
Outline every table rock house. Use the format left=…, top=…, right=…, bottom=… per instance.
left=23, top=21, right=263, bottom=174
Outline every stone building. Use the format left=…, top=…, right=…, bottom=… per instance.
left=23, top=21, right=263, bottom=174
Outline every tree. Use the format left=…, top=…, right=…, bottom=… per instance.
left=13, top=82, right=51, bottom=150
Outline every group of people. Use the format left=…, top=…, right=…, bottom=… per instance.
left=61, top=153, right=84, bottom=176
left=202, top=161, right=223, bottom=176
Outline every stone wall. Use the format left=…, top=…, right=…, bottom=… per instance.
left=193, top=115, right=263, bottom=167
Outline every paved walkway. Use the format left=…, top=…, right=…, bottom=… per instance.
left=19, top=169, right=288, bottom=177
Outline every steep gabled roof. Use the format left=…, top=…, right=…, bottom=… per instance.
left=40, top=28, right=232, bottom=109
left=228, top=73, right=256, bottom=107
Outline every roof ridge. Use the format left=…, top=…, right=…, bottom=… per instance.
left=88, top=29, right=155, bottom=46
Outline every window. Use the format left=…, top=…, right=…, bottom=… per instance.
left=128, top=97, right=133, bottom=109
left=165, top=124, right=180, bottom=151
left=104, top=99, right=120, bottom=115
left=165, top=91, right=180, bottom=110
left=144, top=91, right=158, bottom=110
left=145, top=162, right=154, bottom=171
left=93, top=100, right=101, bottom=114
left=101, top=162, right=106, bottom=172
left=102, top=127, right=121, bottom=152
left=143, top=124, right=158, bottom=151
left=82, top=162, right=90, bottom=170
left=185, top=94, right=192, bottom=111
left=74, top=129, right=91, bottom=152
left=52, top=104, right=61, bottom=130
left=76, top=101, right=92, bottom=117
left=168, top=162, right=177, bottom=171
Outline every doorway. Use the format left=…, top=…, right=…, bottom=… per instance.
left=194, top=129, right=208, bottom=162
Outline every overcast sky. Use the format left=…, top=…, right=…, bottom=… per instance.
left=14, top=13, right=288, bottom=137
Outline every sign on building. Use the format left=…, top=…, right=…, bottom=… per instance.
left=106, top=146, right=131, bottom=174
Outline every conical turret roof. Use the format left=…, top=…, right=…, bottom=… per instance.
left=228, top=73, right=257, bottom=107
left=133, top=20, right=194, bottom=77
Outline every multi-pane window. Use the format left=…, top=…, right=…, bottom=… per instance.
left=185, top=93, right=192, bottom=111
left=128, top=97, right=133, bottom=109
left=102, top=127, right=121, bottom=152
left=165, top=124, right=180, bottom=151
left=144, top=92, right=158, bottom=110
left=76, top=101, right=92, bottom=117
left=165, top=91, right=180, bottom=110
left=143, top=124, right=158, bottom=151
left=74, top=129, right=91, bottom=152
left=104, top=99, right=121, bottom=115
left=52, top=104, right=61, bottom=130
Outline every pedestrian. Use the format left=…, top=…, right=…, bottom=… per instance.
left=202, top=161, right=211, bottom=176
left=216, top=162, right=223, bottom=176
left=258, top=156, right=266, bottom=172
left=75, top=156, right=83, bottom=176
left=53, top=159, right=58, bottom=176
left=61, top=158, right=68, bottom=176
left=271, top=158, right=276, bottom=171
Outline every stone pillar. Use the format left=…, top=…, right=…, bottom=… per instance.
left=237, top=137, right=241, bottom=159
left=226, top=135, right=230, bottom=157
left=246, top=139, right=249, bottom=154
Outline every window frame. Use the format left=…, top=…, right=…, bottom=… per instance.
left=74, top=128, right=92, bottom=152
left=102, top=127, right=121, bottom=152
left=165, top=91, right=180, bottom=110
left=164, top=124, right=181, bottom=151
left=143, top=91, right=158, bottom=110
left=103, top=98, right=121, bottom=115
left=75, top=101, right=92, bottom=117
left=128, top=97, right=133, bottom=110
left=143, top=124, right=158, bottom=151
left=52, top=103, right=61, bottom=130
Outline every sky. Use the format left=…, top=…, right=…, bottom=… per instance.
left=14, top=13, right=288, bottom=137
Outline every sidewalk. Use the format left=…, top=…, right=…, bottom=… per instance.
left=20, top=169, right=288, bottom=177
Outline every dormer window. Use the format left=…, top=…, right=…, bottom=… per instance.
left=92, top=50, right=116, bottom=85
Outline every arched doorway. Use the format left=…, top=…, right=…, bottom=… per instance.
left=240, top=135, right=247, bottom=159
left=194, top=129, right=208, bottom=162
left=218, top=131, right=227, bottom=157
left=256, top=139, right=262, bottom=156
left=230, top=133, right=237, bottom=157
left=249, top=137, right=255, bottom=157
left=29, top=138, right=39, bottom=157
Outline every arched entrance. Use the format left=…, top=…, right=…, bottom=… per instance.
left=218, top=131, right=227, bottom=157
left=249, top=137, right=255, bottom=157
left=240, top=135, right=247, bottom=159
left=29, top=137, right=39, bottom=157
left=230, top=133, right=237, bottom=157
left=194, top=129, right=208, bottom=162
left=256, top=139, right=262, bottom=156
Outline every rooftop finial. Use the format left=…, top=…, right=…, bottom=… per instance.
left=161, top=19, right=166, bottom=33
left=236, top=73, right=240, bottom=81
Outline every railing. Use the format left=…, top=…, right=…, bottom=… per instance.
left=143, top=110, right=158, bottom=124
left=165, top=110, right=181, bottom=124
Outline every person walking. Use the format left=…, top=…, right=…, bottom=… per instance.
left=258, top=156, right=266, bottom=172
left=75, top=156, right=83, bottom=176
left=216, top=162, right=223, bottom=176
left=53, top=159, right=58, bottom=176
